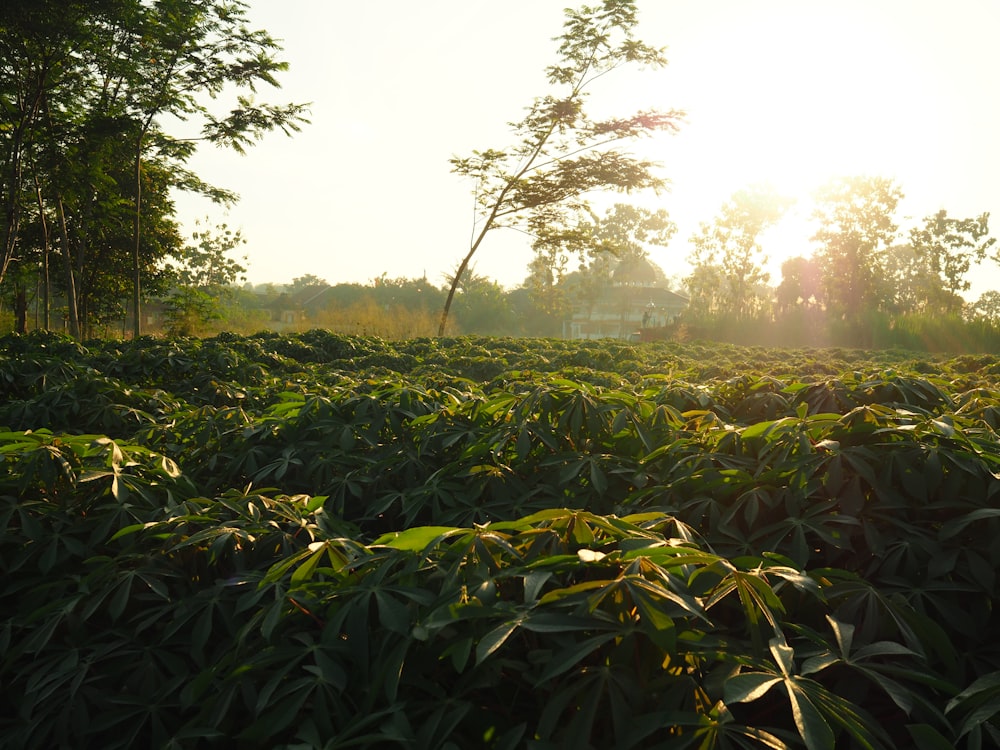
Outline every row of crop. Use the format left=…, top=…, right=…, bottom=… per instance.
left=3, top=378, right=1000, bottom=706
left=3, top=332, right=1000, bottom=746
left=5, top=365, right=1000, bottom=588
left=1, top=342, right=993, bottom=443
left=6, top=329, right=997, bottom=399
left=1, top=437, right=994, bottom=747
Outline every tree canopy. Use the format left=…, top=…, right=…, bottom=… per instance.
left=0, top=0, right=308, bottom=337
left=687, top=183, right=792, bottom=320
left=439, top=0, right=683, bottom=335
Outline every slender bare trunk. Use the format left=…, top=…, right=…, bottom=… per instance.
left=55, top=194, right=80, bottom=338
left=2, top=82, right=46, bottom=288
left=14, top=285, right=27, bottom=334
left=34, top=177, right=50, bottom=330
left=132, top=136, right=142, bottom=338
left=1, top=154, right=23, bottom=287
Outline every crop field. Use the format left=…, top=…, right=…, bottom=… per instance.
left=2, top=329, right=1000, bottom=748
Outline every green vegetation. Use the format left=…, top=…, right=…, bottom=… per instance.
left=441, top=1, right=681, bottom=335
left=2, top=329, right=1000, bottom=748
left=0, top=0, right=307, bottom=338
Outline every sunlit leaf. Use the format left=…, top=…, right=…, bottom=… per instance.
left=724, top=673, right=783, bottom=704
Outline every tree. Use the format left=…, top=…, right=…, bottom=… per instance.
left=111, top=0, right=309, bottom=337
left=162, top=286, right=221, bottom=336
left=560, top=203, right=675, bottom=313
left=688, top=184, right=792, bottom=320
left=288, top=274, right=329, bottom=291
left=775, top=256, right=823, bottom=314
left=1, top=0, right=308, bottom=337
left=439, top=0, right=683, bottom=335
left=683, top=262, right=725, bottom=320
left=579, top=203, right=675, bottom=267
left=811, top=175, right=902, bottom=318
left=61, top=139, right=183, bottom=337
left=370, top=275, right=442, bottom=314
left=521, top=202, right=675, bottom=334
left=969, top=290, right=1000, bottom=324
left=0, top=0, right=95, bottom=288
left=159, top=218, right=247, bottom=335
left=521, top=251, right=570, bottom=337
left=445, top=265, right=516, bottom=334
left=881, top=243, right=963, bottom=315
left=908, top=210, right=995, bottom=308
left=164, top=219, right=247, bottom=288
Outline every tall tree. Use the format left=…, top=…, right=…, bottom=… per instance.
left=969, top=290, right=1000, bottom=324
left=683, top=262, right=725, bottom=320
left=288, top=273, right=329, bottom=292
left=775, top=255, right=823, bottom=314
left=440, top=0, right=683, bottom=335
left=522, top=250, right=570, bottom=336
left=550, top=202, right=675, bottom=314
left=688, top=183, right=791, bottom=320
left=579, top=203, right=676, bottom=266
left=811, top=175, right=902, bottom=318
left=164, top=219, right=247, bottom=288
left=160, top=220, right=247, bottom=337
left=908, top=209, right=995, bottom=308
left=1, top=0, right=308, bottom=337
left=881, top=243, right=962, bottom=315
left=444, top=265, right=516, bottom=335
left=0, top=0, right=96, bottom=289
left=112, top=0, right=308, bottom=337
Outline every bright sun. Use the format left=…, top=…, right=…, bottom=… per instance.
left=647, top=2, right=949, bottom=278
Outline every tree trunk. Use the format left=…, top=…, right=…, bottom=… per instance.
left=55, top=194, right=80, bottom=339
left=1, top=161, right=22, bottom=288
left=438, top=256, right=471, bottom=337
left=14, top=285, right=27, bottom=334
left=131, top=135, right=143, bottom=339
left=34, top=177, right=50, bottom=330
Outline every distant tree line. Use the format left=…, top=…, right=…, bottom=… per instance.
left=7, top=170, right=1000, bottom=353
left=682, top=175, right=999, bottom=349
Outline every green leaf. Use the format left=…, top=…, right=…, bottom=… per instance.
left=905, top=724, right=956, bottom=750
left=521, top=611, right=604, bottom=633
left=947, top=670, right=1000, bottom=737
left=826, top=615, right=854, bottom=656
left=939, top=508, right=1000, bottom=540
left=289, top=547, right=324, bottom=586
left=800, top=652, right=840, bottom=676
left=724, top=673, right=783, bottom=704
left=770, top=638, right=796, bottom=677
left=946, top=671, right=1000, bottom=714
left=741, top=417, right=794, bottom=440
left=108, top=522, right=154, bottom=541
left=304, top=494, right=327, bottom=512
left=475, top=618, right=522, bottom=664
left=536, top=632, right=619, bottom=683
left=375, top=591, right=412, bottom=635
left=371, top=525, right=468, bottom=552
left=523, top=570, right=551, bottom=603
left=537, top=578, right=616, bottom=605
left=787, top=683, right=835, bottom=750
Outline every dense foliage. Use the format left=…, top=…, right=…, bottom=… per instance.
left=0, top=0, right=307, bottom=336
left=2, top=330, right=1000, bottom=748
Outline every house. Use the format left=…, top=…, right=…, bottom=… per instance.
left=562, top=255, right=688, bottom=340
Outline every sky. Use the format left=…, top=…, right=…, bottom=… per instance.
left=173, top=1, right=1000, bottom=299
